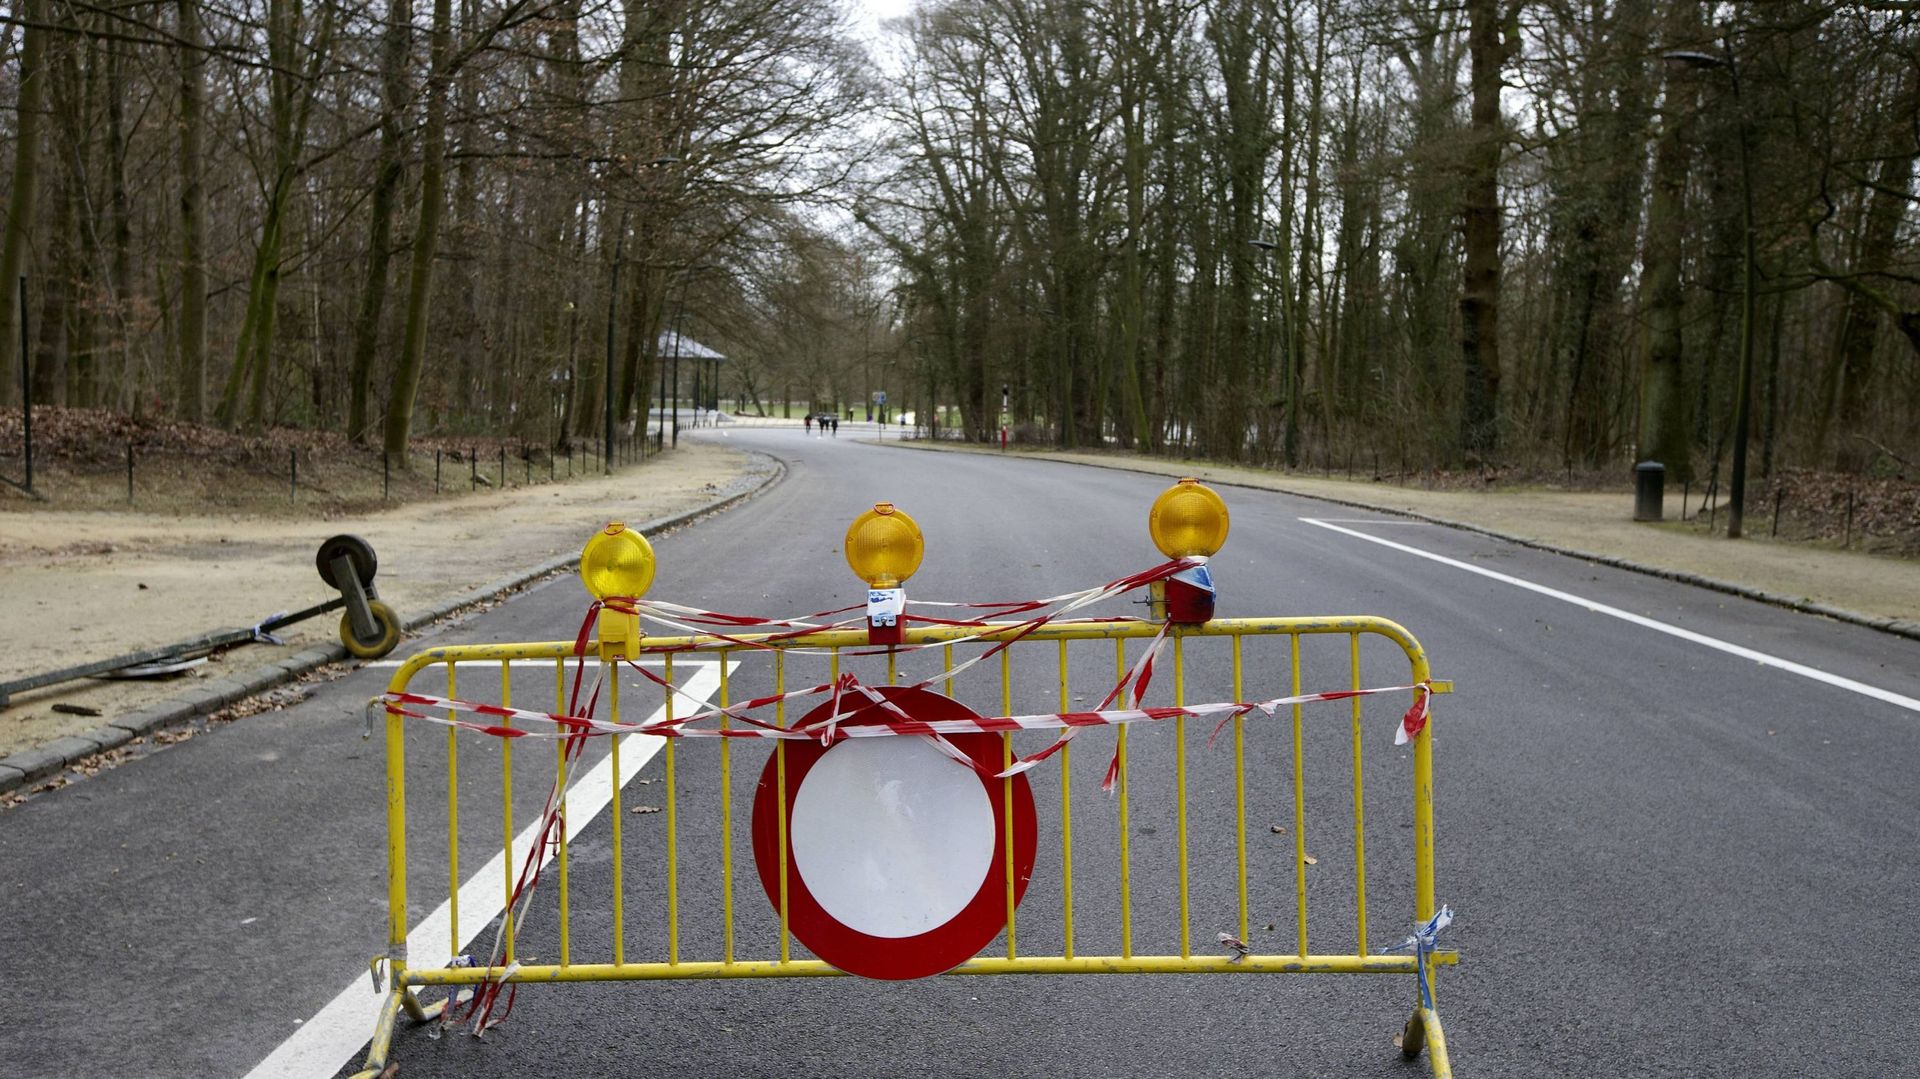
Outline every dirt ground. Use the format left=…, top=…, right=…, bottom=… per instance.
left=0, top=441, right=759, bottom=756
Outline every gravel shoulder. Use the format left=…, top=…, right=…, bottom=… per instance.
left=1, top=441, right=764, bottom=758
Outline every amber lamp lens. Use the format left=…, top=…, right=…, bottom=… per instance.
left=580, top=521, right=657, bottom=599
left=844, top=503, right=925, bottom=587
left=1148, top=478, right=1230, bottom=558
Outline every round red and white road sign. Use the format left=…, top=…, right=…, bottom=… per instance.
left=751, top=686, right=1037, bottom=980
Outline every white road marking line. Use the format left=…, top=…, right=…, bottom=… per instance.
left=362, top=657, right=671, bottom=668
left=1300, top=517, right=1920, bottom=714
left=243, top=660, right=725, bottom=1079
left=1300, top=518, right=1435, bottom=525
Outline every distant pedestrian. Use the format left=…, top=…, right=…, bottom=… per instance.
left=804, top=414, right=813, bottom=434
left=830, top=417, right=839, bottom=436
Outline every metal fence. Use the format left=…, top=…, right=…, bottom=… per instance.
left=357, top=614, right=1458, bottom=1077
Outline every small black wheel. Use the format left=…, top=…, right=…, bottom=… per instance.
left=341, top=599, right=402, bottom=659
left=317, top=534, right=379, bottom=589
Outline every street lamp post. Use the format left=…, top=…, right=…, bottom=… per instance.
left=1664, top=39, right=1755, bottom=539
left=670, top=308, right=685, bottom=447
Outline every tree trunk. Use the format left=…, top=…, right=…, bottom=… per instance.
left=346, top=0, right=412, bottom=444
left=1637, top=74, right=1695, bottom=482
left=0, top=0, right=48, bottom=406
left=1457, top=0, right=1509, bottom=459
left=106, top=35, right=135, bottom=410
left=173, top=0, right=208, bottom=422
left=382, top=0, right=454, bottom=459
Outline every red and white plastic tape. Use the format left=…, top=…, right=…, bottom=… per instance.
left=382, top=673, right=1432, bottom=768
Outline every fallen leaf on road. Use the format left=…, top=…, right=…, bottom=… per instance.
left=51, top=703, right=102, bottom=716
left=1269, top=824, right=1285, bottom=834
left=631, top=805, right=661, bottom=814
left=1303, top=854, right=1317, bottom=865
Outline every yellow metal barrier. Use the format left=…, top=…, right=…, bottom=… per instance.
left=353, top=614, right=1458, bottom=1077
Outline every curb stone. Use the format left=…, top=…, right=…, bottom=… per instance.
left=0, top=452, right=785, bottom=797
left=891, top=441, right=1920, bottom=645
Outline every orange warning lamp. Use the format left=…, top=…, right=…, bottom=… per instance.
left=844, top=503, right=924, bottom=588
left=1148, top=479, right=1227, bottom=624
left=1149, top=477, right=1230, bottom=558
left=580, top=521, right=655, bottom=657
left=846, top=503, right=923, bottom=644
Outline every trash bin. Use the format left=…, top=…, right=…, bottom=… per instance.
left=1634, top=461, right=1665, bottom=521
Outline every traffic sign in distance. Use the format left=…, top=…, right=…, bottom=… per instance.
left=751, top=686, right=1037, bottom=980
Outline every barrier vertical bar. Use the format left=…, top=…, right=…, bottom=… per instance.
left=1349, top=633, right=1370, bottom=955
left=719, top=649, right=735, bottom=965
left=500, top=661, right=515, bottom=962
left=1291, top=634, right=1307, bottom=958
left=384, top=663, right=411, bottom=975
left=774, top=651, right=790, bottom=963
left=610, top=659, right=625, bottom=966
left=1232, top=634, right=1248, bottom=944
left=1000, top=649, right=1015, bottom=959
left=1058, top=638, right=1075, bottom=960
left=1413, top=669, right=1436, bottom=926
left=1174, top=633, right=1190, bottom=959
left=446, top=662, right=460, bottom=957
left=1114, top=638, right=1132, bottom=958
left=556, top=660, right=571, bottom=967
left=664, top=653, right=679, bottom=965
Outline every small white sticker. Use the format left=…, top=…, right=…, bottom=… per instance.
left=867, top=588, right=906, bottom=627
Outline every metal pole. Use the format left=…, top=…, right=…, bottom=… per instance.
left=126, top=441, right=134, bottom=503
left=657, top=327, right=668, bottom=449
left=435, top=449, right=442, bottom=493
left=289, top=449, right=297, bottom=503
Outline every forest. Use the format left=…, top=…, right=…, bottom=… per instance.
left=0, top=0, right=1915, bottom=491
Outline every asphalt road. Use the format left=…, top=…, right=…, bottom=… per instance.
left=4, top=426, right=1918, bottom=1079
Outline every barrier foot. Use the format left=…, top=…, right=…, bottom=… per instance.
left=402, top=987, right=448, bottom=1023
left=351, top=985, right=449, bottom=1078
left=1398, top=1006, right=1451, bottom=1077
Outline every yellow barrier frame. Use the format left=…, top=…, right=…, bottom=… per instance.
left=354, top=616, right=1457, bottom=1077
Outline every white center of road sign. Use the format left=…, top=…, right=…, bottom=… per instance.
left=790, top=737, right=994, bottom=938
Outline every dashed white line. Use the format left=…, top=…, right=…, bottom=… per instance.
left=1301, top=517, right=1920, bottom=714
left=243, top=660, right=724, bottom=1079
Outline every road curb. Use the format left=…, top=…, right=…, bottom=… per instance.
left=887, top=440, right=1920, bottom=644
left=0, top=453, right=786, bottom=797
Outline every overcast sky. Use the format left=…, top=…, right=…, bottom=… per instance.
left=853, top=0, right=913, bottom=44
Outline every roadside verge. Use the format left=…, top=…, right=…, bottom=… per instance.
left=0, top=453, right=785, bottom=796
left=886, top=441, right=1920, bottom=643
